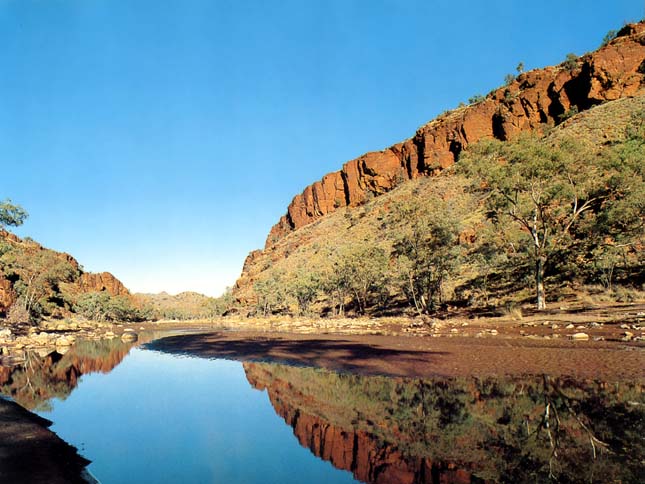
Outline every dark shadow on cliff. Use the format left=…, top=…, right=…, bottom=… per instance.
left=146, top=332, right=450, bottom=377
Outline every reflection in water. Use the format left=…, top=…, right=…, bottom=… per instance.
left=0, top=338, right=136, bottom=410
left=1, top=339, right=643, bottom=483
left=244, top=363, right=645, bottom=484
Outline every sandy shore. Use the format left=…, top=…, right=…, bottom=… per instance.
left=147, top=329, right=645, bottom=381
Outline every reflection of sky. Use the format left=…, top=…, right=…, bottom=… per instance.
left=37, top=348, right=356, bottom=484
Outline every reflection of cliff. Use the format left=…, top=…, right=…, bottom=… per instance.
left=0, top=339, right=136, bottom=410
left=245, top=363, right=645, bottom=483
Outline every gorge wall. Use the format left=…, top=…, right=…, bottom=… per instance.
left=265, top=22, right=645, bottom=248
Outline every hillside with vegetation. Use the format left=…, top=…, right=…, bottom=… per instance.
left=133, top=290, right=234, bottom=320
left=0, top=227, right=145, bottom=325
left=234, top=93, right=644, bottom=318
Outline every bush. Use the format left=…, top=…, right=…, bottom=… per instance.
left=74, top=292, right=143, bottom=322
left=562, top=53, right=578, bottom=72
left=6, top=304, right=30, bottom=324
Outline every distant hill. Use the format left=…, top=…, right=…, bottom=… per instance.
left=133, top=291, right=219, bottom=320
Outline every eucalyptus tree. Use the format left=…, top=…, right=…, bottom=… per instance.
left=460, top=133, right=619, bottom=310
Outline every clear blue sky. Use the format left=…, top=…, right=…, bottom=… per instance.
left=1, top=1, right=642, bottom=296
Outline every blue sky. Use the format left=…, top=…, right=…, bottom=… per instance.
left=1, top=1, right=642, bottom=296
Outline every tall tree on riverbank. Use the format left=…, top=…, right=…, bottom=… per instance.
left=458, top=131, right=640, bottom=310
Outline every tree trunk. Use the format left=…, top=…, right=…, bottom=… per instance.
left=536, top=256, right=546, bottom=310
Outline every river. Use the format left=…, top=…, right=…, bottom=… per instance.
left=0, top=336, right=643, bottom=483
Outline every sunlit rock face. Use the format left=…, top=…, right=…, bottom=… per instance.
left=264, top=22, right=645, bottom=246
left=244, top=362, right=645, bottom=483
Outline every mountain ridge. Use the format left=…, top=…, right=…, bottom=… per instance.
left=264, top=22, right=645, bottom=248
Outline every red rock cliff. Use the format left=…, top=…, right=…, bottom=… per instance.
left=79, top=272, right=130, bottom=297
left=265, top=22, right=645, bottom=247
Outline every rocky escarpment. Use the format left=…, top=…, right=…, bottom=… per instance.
left=265, top=22, right=645, bottom=247
left=79, top=272, right=129, bottom=297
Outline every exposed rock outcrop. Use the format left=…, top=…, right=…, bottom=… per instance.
left=0, top=274, right=16, bottom=314
left=265, top=22, right=645, bottom=247
left=79, top=272, right=130, bottom=297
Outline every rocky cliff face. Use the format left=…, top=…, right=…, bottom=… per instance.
left=79, top=272, right=130, bottom=297
left=265, top=22, right=645, bottom=247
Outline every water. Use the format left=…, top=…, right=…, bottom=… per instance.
left=35, top=348, right=357, bottom=484
left=1, top=337, right=643, bottom=483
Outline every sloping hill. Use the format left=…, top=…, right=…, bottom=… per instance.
left=264, top=22, right=645, bottom=246
left=234, top=91, right=645, bottom=316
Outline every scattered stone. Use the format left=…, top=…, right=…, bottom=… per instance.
left=620, top=324, right=631, bottom=329
left=0, top=328, right=12, bottom=338
left=594, top=336, right=605, bottom=341
left=565, top=324, right=575, bottom=329
left=121, top=332, right=138, bottom=342
left=569, top=332, right=589, bottom=341
left=551, top=324, right=559, bottom=330
left=55, top=336, right=73, bottom=346
left=489, top=329, right=498, bottom=335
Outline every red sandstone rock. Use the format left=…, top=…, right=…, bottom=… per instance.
left=0, top=274, right=16, bottom=314
left=79, top=272, right=130, bottom=297
left=264, top=22, right=645, bottom=247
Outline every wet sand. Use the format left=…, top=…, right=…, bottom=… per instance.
left=147, top=330, right=645, bottom=381
left=0, top=397, right=93, bottom=484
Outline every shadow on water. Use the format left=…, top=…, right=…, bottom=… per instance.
left=243, top=362, right=645, bottom=484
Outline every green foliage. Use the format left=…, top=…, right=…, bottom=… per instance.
left=287, top=268, right=321, bottom=316
left=74, top=291, right=143, bottom=322
left=504, top=73, right=516, bottom=86
left=254, top=273, right=288, bottom=316
left=1, top=244, right=78, bottom=321
left=458, top=124, right=643, bottom=308
left=558, top=105, right=579, bottom=122
left=601, top=29, right=617, bottom=47
left=468, top=94, right=485, bottom=104
left=391, top=192, right=469, bottom=314
left=562, top=53, right=578, bottom=71
left=516, top=61, right=525, bottom=74
left=0, top=199, right=28, bottom=228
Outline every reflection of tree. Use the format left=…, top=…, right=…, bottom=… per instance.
left=245, top=363, right=645, bottom=483
left=0, top=338, right=135, bottom=410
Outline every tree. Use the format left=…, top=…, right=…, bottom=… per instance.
left=254, top=274, right=287, bottom=317
left=0, top=199, right=28, bottom=229
left=287, top=268, right=320, bottom=316
left=74, top=291, right=142, bottom=322
left=459, top=134, right=615, bottom=309
left=391, top=184, right=471, bottom=314
left=1, top=247, right=77, bottom=321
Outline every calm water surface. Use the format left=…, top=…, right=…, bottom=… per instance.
left=35, top=348, right=357, bottom=484
left=1, top=337, right=643, bottom=483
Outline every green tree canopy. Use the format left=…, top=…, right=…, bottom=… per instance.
left=0, top=199, right=28, bottom=229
